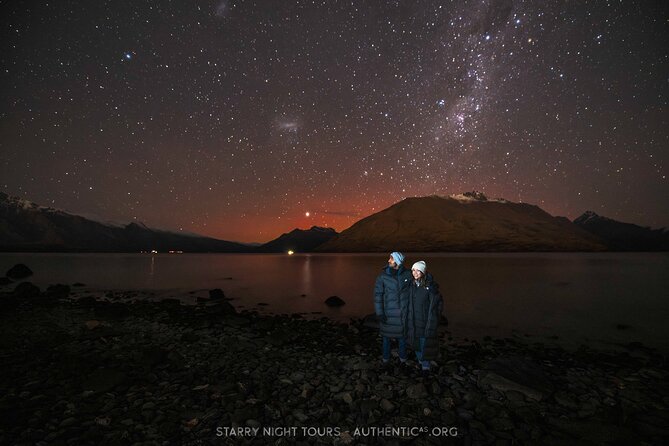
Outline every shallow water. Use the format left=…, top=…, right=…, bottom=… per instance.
left=1, top=252, right=668, bottom=352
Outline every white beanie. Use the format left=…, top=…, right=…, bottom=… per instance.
left=411, top=261, right=426, bottom=274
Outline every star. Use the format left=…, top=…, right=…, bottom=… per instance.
left=0, top=0, right=665, bottom=242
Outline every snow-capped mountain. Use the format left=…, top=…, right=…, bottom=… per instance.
left=0, top=192, right=253, bottom=252
left=316, top=193, right=607, bottom=252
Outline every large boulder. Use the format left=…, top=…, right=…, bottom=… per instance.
left=324, top=296, right=346, bottom=307
left=46, top=284, right=71, bottom=298
left=406, top=383, right=428, bottom=399
left=94, top=302, right=131, bottom=319
left=478, top=356, right=554, bottom=401
left=76, top=296, right=98, bottom=307
left=138, top=347, right=169, bottom=369
left=6, top=264, right=33, bottom=280
left=13, top=282, right=40, bottom=298
left=361, top=313, right=380, bottom=329
left=209, top=288, right=225, bottom=300
left=82, top=369, right=127, bottom=393
left=205, top=300, right=236, bottom=316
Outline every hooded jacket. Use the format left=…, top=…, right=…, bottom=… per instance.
left=406, top=273, right=444, bottom=361
left=373, top=265, right=412, bottom=338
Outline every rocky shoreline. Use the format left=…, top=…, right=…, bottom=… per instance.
left=1, top=280, right=668, bottom=445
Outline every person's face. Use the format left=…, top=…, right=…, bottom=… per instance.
left=388, top=256, right=397, bottom=269
left=412, top=269, right=424, bottom=280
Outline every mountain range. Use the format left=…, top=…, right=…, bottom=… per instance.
left=573, top=210, right=669, bottom=251
left=1, top=191, right=666, bottom=252
left=259, top=226, right=338, bottom=253
left=0, top=192, right=253, bottom=253
left=316, top=193, right=606, bottom=252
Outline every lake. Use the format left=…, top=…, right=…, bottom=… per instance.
left=1, top=252, right=668, bottom=352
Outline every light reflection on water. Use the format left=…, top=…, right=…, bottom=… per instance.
left=1, top=252, right=668, bottom=352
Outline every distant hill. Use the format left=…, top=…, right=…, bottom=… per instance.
left=0, top=192, right=253, bottom=252
left=4, top=191, right=665, bottom=253
left=316, top=192, right=607, bottom=252
left=259, top=226, right=338, bottom=253
left=573, top=211, right=669, bottom=251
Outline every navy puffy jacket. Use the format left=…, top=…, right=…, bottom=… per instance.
left=374, top=265, right=412, bottom=338
left=407, top=273, right=444, bottom=361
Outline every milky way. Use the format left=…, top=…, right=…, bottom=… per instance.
left=1, top=1, right=667, bottom=242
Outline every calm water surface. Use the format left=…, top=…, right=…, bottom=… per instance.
left=1, top=252, right=668, bottom=352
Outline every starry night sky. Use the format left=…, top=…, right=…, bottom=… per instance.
left=1, top=1, right=667, bottom=243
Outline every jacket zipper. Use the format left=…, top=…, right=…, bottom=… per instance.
left=398, top=270, right=406, bottom=336
left=424, top=292, right=435, bottom=338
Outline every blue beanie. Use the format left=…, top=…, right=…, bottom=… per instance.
left=390, top=251, right=404, bottom=265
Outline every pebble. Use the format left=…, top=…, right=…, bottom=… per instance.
left=380, top=399, right=395, bottom=412
left=1, top=289, right=667, bottom=445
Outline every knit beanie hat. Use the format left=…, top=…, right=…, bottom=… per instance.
left=390, top=251, right=405, bottom=265
left=411, top=261, right=426, bottom=274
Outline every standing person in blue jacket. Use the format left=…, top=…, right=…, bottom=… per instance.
left=407, top=260, right=444, bottom=376
left=374, top=251, right=412, bottom=366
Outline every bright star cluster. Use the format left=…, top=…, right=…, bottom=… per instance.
left=0, top=0, right=667, bottom=242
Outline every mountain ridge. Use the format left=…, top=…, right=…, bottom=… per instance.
left=2, top=192, right=666, bottom=252
left=573, top=210, right=669, bottom=251
left=316, top=194, right=607, bottom=252
left=259, top=226, right=338, bottom=253
left=0, top=192, right=253, bottom=252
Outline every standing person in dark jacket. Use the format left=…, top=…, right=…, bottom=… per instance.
left=374, top=251, right=412, bottom=365
left=407, top=260, right=444, bottom=375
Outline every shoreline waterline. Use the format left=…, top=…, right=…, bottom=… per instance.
left=47, top=284, right=669, bottom=355
left=0, top=289, right=667, bottom=444
left=2, top=251, right=668, bottom=353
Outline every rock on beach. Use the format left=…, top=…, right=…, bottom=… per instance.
left=0, top=285, right=667, bottom=445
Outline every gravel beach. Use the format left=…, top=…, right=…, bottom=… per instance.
left=1, top=281, right=668, bottom=445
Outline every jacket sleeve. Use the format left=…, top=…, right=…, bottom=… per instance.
left=374, top=275, right=384, bottom=316
left=437, top=283, right=446, bottom=326
left=432, top=279, right=444, bottom=318
left=405, top=285, right=414, bottom=341
left=426, top=290, right=443, bottom=337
